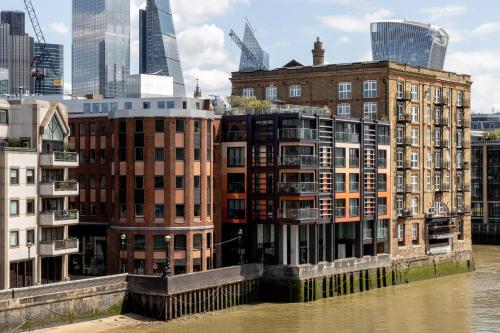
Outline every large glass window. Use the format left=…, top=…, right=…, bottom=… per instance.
left=228, top=199, right=245, bottom=219
left=242, top=88, right=254, bottom=98
left=363, top=102, right=377, bottom=120
left=337, top=103, right=351, bottom=118
left=335, top=148, right=345, bottom=167
left=265, top=86, right=277, bottom=100
left=134, top=235, right=145, bottom=250
left=338, top=82, right=352, bottom=99
left=289, top=85, right=302, bottom=97
left=228, top=173, right=245, bottom=193
left=363, top=80, right=377, bottom=98
left=228, top=147, right=245, bottom=167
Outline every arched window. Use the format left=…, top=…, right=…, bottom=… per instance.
left=43, top=117, right=64, bottom=142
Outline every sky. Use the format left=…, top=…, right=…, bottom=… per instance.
left=2, top=0, right=499, bottom=113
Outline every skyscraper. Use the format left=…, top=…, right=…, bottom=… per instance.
left=139, top=0, right=185, bottom=97
left=72, top=0, right=130, bottom=98
left=371, top=20, right=449, bottom=70
left=238, top=21, right=269, bottom=72
left=35, top=43, right=63, bottom=95
left=0, top=11, right=34, bottom=95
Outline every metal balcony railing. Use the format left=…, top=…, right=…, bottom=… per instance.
left=278, top=128, right=318, bottom=140
left=335, top=132, right=360, bottom=143
left=277, top=182, right=317, bottom=193
left=279, top=208, right=319, bottom=220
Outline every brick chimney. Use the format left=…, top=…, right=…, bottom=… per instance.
left=312, top=37, right=325, bottom=66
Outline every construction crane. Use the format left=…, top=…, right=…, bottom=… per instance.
left=23, top=0, right=61, bottom=95
left=229, top=29, right=267, bottom=71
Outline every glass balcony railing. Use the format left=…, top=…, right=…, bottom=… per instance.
left=224, top=131, right=247, bottom=142
left=278, top=155, right=318, bottom=167
left=335, top=132, right=360, bottom=143
left=278, top=128, right=318, bottom=140
left=54, top=181, right=79, bottom=192
left=277, top=182, right=317, bottom=193
left=53, top=209, right=79, bottom=221
left=279, top=208, right=319, bottom=220
left=53, top=151, right=78, bottom=162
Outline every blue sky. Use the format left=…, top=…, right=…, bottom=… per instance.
left=2, top=0, right=499, bottom=112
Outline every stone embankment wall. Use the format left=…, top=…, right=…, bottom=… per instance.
left=0, top=252, right=473, bottom=331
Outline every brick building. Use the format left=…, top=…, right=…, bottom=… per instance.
left=230, top=51, right=472, bottom=260
left=67, top=98, right=215, bottom=276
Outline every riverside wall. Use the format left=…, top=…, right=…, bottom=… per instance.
left=0, top=251, right=473, bottom=331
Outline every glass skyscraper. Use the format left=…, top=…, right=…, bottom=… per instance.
left=72, top=0, right=130, bottom=98
left=239, top=22, right=269, bottom=72
left=139, top=0, right=185, bottom=97
left=371, top=20, right=449, bottom=70
left=35, top=43, right=63, bottom=95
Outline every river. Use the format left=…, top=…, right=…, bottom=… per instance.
left=118, top=245, right=500, bottom=333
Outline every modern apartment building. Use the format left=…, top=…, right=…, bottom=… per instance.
left=472, top=113, right=500, bottom=131
left=67, top=97, right=214, bottom=276
left=34, top=43, right=63, bottom=95
left=219, top=106, right=390, bottom=266
left=139, top=0, right=185, bottom=97
left=371, top=20, right=449, bottom=70
left=72, top=0, right=130, bottom=98
left=0, top=11, right=34, bottom=95
left=231, top=55, right=472, bottom=260
left=0, top=99, right=79, bottom=289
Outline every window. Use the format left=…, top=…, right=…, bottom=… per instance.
left=457, top=91, right=463, bottom=106
left=194, top=176, right=200, bottom=189
left=378, top=197, right=387, bottom=215
left=10, top=169, right=18, bottom=185
left=242, top=88, right=254, bottom=98
left=10, top=200, right=19, bottom=215
left=155, top=148, right=164, bottom=161
left=426, top=172, right=431, bottom=192
left=338, top=82, right=352, bottom=99
left=135, top=147, right=144, bottom=161
left=194, top=148, right=200, bottom=161
left=193, top=234, right=202, bottom=250
left=411, top=174, right=419, bottom=192
left=411, top=106, right=419, bottom=123
left=124, top=102, right=133, bottom=110
left=135, top=119, right=144, bottom=133
left=79, top=123, right=86, bottom=136
left=134, top=260, right=145, bottom=275
left=157, top=101, right=166, bottom=109
left=176, top=148, right=185, bottom=161
left=153, top=235, right=167, bottom=251
left=154, top=176, right=164, bottom=189
left=335, top=174, right=346, bottom=192
left=135, top=204, right=144, bottom=217
left=176, top=120, right=185, bottom=132
left=411, top=151, right=418, bottom=168
left=176, top=204, right=185, bottom=217
left=377, top=174, right=387, bottom=191
left=377, top=150, right=387, bottom=168
left=134, top=235, right=145, bottom=250
left=155, top=119, right=164, bottom=132
left=349, top=148, right=359, bottom=168
left=289, top=85, right=302, bottom=97
left=412, top=224, right=419, bottom=245
left=174, top=235, right=187, bottom=250
left=228, top=173, right=245, bottom=193
left=194, top=204, right=200, bottom=217
left=0, top=109, right=8, bottom=124
left=143, top=102, right=151, bottom=110
left=90, top=123, right=96, bottom=136
left=396, top=81, right=404, bottom=99
left=411, top=196, right=419, bottom=215
left=337, top=103, right=351, bottom=118
left=227, top=199, right=245, bottom=219
left=26, top=230, right=34, bottom=245
left=363, top=102, right=377, bottom=120
left=26, top=199, right=35, bottom=215
left=265, top=85, right=277, bottom=100
left=335, top=148, right=345, bottom=167
left=194, top=120, right=201, bottom=133
left=167, top=101, right=175, bottom=109
left=349, top=174, right=359, bottom=192
left=155, top=204, right=165, bottom=219
left=411, top=84, right=418, bottom=101
left=176, top=176, right=184, bottom=189
left=349, top=198, right=359, bottom=217
left=411, top=128, right=419, bottom=145
left=135, top=176, right=144, bottom=190
left=228, top=147, right=245, bottom=167
left=335, top=199, right=346, bottom=217
left=435, top=87, right=441, bottom=103
left=363, top=80, right=377, bottom=98
left=10, top=231, right=18, bottom=247
left=398, top=224, right=405, bottom=246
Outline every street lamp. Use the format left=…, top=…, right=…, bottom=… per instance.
left=26, top=242, right=32, bottom=286
left=238, top=228, right=244, bottom=265
left=120, top=233, right=127, bottom=273
left=163, top=235, right=172, bottom=278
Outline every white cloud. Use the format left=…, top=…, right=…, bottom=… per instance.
left=337, top=36, right=350, bottom=43
left=178, top=25, right=229, bottom=68
left=49, top=22, right=69, bottom=34
left=318, top=9, right=393, bottom=33
left=472, top=22, right=500, bottom=36
left=184, top=68, right=232, bottom=98
left=420, top=5, right=467, bottom=20
left=171, top=0, right=248, bottom=28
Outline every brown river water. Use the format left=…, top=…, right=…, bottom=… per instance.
left=118, top=245, right=500, bottom=333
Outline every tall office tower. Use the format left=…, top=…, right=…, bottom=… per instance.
left=72, top=0, right=130, bottom=98
left=0, top=68, right=8, bottom=95
left=238, top=21, right=269, bottom=72
left=139, top=0, right=185, bottom=97
left=371, top=20, right=449, bottom=70
left=0, top=11, right=34, bottom=95
left=1, top=11, right=25, bottom=36
left=35, top=43, right=63, bottom=95
left=0, top=99, right=79, bottom=289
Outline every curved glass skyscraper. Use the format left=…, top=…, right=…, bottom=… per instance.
left=371, top=20, right=449, bottom=70
left=139, top=0, right=185, bottom=97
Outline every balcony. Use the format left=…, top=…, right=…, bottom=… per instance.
left=39, top=238, right=79, bottom=256
left=442, top=161, right=451, bottom=169
left=278, top=155, right=317, bottom=167
left=278, top=182, right=317, bottom=194
left=279, top=208, right=319, bottom=221
left=457, top=120, right=471, bottom=128
left=335, top=132, right=360, bottom=143
left=442, top=139, right=450, bottom=148
left=396, top=161, right=412, bottom=170
left=396, top=113, right=411, bottom=123
left=426, top=204, right=450, bottom=218
left=278, top=128, right=318, bottom=141
left=224, top=131, right=247, bottom=142
left=458, top=100, right=470, bottom=108
left=434, top=96, right=449, bottom=106
left=40, top=151, right=79, bottom=168
left=39, top=210, right=79, bottom=226
left=396, top=137, right=412, bottom=146
left=457, top=205, right=471, bottom=214
left=435, top=118, right=450, bottom=127
left=397, top=210, right=413, bottom=219
left=457, top=162, right=470, bottom=170
left=39, top=180, right=79, bottom=197
left=457, top=183, right=470, bottom=192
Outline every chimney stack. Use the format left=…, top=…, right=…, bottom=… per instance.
left=312, top=37, right=325, bottom=66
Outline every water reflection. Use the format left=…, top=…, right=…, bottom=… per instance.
left=118, top=246, right=500, bottom=333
